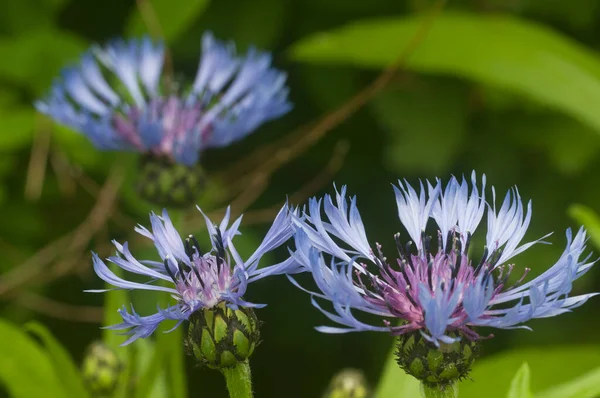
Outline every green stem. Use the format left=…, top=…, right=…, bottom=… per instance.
left=221, top=360, right=253, bottom=398
left=420, top=382, right=458, bottom=398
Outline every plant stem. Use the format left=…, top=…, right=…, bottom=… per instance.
left=221, top=360, right=253, bottom=398
left=420, top=382, right=458, bottom=398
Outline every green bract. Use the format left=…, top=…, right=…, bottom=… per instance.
left=395, top=332, right=479, bottom=389
left=186, top=302, right=260, bottom=369
left=136, top=155, right=206, bottom=207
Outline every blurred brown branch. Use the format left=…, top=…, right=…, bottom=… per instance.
left=15, top=293, right=104, bottom=323
left=216, top=0, right=447, bottom=203
left=0, top=164, right=125, bottom=297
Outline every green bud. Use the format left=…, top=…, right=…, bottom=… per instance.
left=185, top=302, right=260, bottom=369
left=136, top=155, right=205, bottom=208
left=81, top=341, right=124, bottom=397
left=323, top=368, right=371, bottom=398
left=395, top=332, right=479, bottom=388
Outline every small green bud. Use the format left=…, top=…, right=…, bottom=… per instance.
left=185, top=302, right=260, bottom=369
left=136, top=155, right=205, bottom=207
left=323, top=368, right=371, bottom=398
left=395, top=332, right=479, bottom=388
left=81, top=341, right=124, bottom=397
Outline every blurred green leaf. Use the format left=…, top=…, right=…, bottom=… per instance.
left=519, top=0, right=598, bottom=31
left=103, top=264, right=133, bottom=398
left=25, top=322, right=90, bottom=398
left=460, top=346, right=600, bottom=398
left=504, top=112, right=600, bottom=176
left=507, top=363, right=533, bottom=398
left=133, top=339, right=166, bottom=398
left=568, top=204, right=600, bottom=250
left=0, top=29, right=86, bottom=94
left=188, top=0, right=288, bottom=49
left=157, top=272, right=187, bottom=398
left=0, top=108, right=36, bottom=150
left=0, top=319, right=66, bottom=398
left=370, top=79, right=468, bottom=174
left=52, top=124, right=109, bottom=171
left=159, top=325, right=187, bottom=398
left=536, top=367, right=600, bottom=398
left=0, top=0, right=69, bottom=34
left=126, top=0, right=211, bottom=42
left=289, top=12, right=600, bottom=135
left=375, top=344, right=420, bottom=398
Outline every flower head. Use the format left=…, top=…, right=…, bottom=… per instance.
left=90, top=204, right=296, bottom=345
left=290, top=172, right=597, bottom=347
left=36, top=33, right=291, bottom=166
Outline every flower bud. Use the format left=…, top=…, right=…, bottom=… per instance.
left=81, top=341, right=124, bottom=397
left=185, top=302, right=260, bottom=369
left=136, top=155, right=205, bottom=207
left=323, top=368, right=370, bottom=398
left=395, top=332, right=479, bottom=388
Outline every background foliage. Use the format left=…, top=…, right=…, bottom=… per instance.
left=0, top=0, right=600, bottom=397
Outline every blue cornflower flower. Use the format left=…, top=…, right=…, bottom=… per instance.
left=36, top=32, right=291, bottom=166
left=290, top=172, right=598, bottom=347
left=90, top=205, right=296, bottom=345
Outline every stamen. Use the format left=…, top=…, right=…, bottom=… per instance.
left=185, top=234, right=203, bottom=259
left=474, top=247, right=489, bottom=275
left=213, top=229, right=226, bottom=271
left=445, top=231, right=454, bottom=254
left=464, top=232, right=472, bottom=254
left=394, top=233, right=406, bottom=260
left=163, top=257, right=177, bottom=283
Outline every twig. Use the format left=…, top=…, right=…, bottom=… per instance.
left=15, top=292, right=104, bottom=323
left=287, top=140, right=349, bottom=204
left=0, top=164, right=126, bottom=296
left=49, top=147, right=77, bottom=198
left=48, top=165, right=126, bottom=281
left=24, top=116, right=52, bottom=201
left=218, top=0, right=447, bottom=196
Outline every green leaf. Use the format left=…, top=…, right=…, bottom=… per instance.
left=370, top=79, right=469, bottom=174
left=0, top=107, right=36, bottom=151
left=504, top=112, right=600, bottom=176
left=187, top=0, right=288, bottom=49
left=0, top=108, right=36, bottom=150
left=536, top=367, right=600, bottom=398
left=568, top=205, right=600, bottom=251
left=155, top=276, right=187, bottom=398
left=157, top=324, right=187, bottom=398
left=0, top=29, right=86, bottom=94
left=507, top=363, right=533, bottom=398
left=103, top=264, right=134, bottom=398
left=133, top=339, right=167, bottom=398
left=0, top=0, right=69, bottom=34
left=375, top=344, right=420, bottom=398
left=0, top=319, right=66, bottom=398
left=460, top=345, right=600, bottom=398
left=24, top=322, right=90, bottom=398
left=289, top=12, right=600, bottom=135
left=126, top=0, right=211, bottom=42
left=52, top=124, right=110, bottom=171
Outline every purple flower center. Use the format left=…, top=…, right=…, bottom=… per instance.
left=358, top=231, right=529, bottom=339
left=164, top=233, right=234, bottom=312
left=113, top=95, right=212, bottom=160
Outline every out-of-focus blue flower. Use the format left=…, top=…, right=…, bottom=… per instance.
left=290, top=172, right=598, bottom=347
left=36, top=33, right=291, bottom=165
left=90, top=205, right=296, bottom=345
